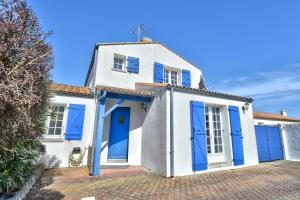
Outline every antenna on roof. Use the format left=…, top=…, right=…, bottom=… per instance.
left=129, top=24, right=147, bottom=42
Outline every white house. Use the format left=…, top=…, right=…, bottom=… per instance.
left=42, top=39, right=259, bottom=177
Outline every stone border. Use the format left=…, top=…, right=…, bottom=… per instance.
left=0, top=167, right=43, bottom=200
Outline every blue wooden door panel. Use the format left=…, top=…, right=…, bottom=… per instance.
left=108, top=107, right=130, bottom=159
left=190, top=101, right=208, bottom=171
left=255, top=125, right=283, bottom=162
left=255, top=126, right=270, bottom=162
left=228, top=106, right=245, bottom=166
left=266, top=126, right=283, bottom=161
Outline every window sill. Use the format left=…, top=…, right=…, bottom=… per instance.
left=40, top=137, right=64, bottom=143
left=112, top=68, right=127, bottom=73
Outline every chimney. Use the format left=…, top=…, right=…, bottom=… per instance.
left=280, top=109, right=287, bottom=116
left=141, top=37, right=152, bottom=43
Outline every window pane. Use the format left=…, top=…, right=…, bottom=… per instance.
left=56, top=120, right=63, bottom=128
left=55, top=128, right=61, bottom=135
left=58, top=106, right=64, bottom=113
left=164, top=70, right=169, bottom=83
left=57, top=113, right=64, bottom=120
left=49, top=120, right=56, bottom=127
left=48, top=128, right=54, bottom=135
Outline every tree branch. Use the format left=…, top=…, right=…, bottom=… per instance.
left=6, top=50, right=50, bottom=76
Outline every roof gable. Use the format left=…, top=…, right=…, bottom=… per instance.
left=84, top=41, right=202, bottom=86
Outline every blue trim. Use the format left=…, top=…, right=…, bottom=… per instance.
left=104, top=99, right=125, bottom=118
left=92, top=92, right=106, bottom=176
left=106, top=92, right=152, bottom=102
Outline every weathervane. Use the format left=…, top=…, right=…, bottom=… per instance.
left=129, top=24, right=147, bottom=42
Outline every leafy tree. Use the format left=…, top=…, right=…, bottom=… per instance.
left=0, top=0, right=53, bottom=193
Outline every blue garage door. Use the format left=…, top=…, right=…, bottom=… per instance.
left=255, top=125, right=283, bottom=162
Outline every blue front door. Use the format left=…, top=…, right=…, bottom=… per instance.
left=108, top=107, right=130, bottom=159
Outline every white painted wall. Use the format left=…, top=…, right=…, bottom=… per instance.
left=93, top=43, right=202, bottom=90
left=170, top=90, right=258, bottom=176
left=281, top=124, right=300, bottom=161
left=100, top=100, right=143, bottom=165
left=140, top=87, right=168, bottom=176
left=253, top=118, right=296, bottom=125
left=42, top=94, right=96, bottom=167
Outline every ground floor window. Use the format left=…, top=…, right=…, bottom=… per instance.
left=47, top=104, right=65, bottom=136
left=205, top=106, right=223, bottom=155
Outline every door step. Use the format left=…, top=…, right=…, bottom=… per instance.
left=107, top=159, right=128, bottom=163
left=209, top=162, right=231, bottom=169
left=101, top=165, right=129, bottom=169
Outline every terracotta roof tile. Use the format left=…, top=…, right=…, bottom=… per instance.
left=50, top=83, right=91, bottom=96
left=95, top=85, right=155, bottom=97
left=253, top=111, right=300, bottom=122
left=136, top=82, right=253, bottom=102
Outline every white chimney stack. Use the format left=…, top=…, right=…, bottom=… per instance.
left=280, top=109, right=287, bottom=116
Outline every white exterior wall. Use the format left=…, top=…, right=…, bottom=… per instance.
left=253, top=118, right=295, bottom=125
left=42, top=94, right=96, bottom=167
left=281, top=124, right=300, bottom=161
left=100, top=100, right=143, bottom=165
left=170, top=90, right=258, bottom=176
left=139, top=87, right=167, bottom=176
left=93, top=44, right=202, bottom=90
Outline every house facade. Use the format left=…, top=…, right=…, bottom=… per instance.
left=42, top=40, right=259, bottom=177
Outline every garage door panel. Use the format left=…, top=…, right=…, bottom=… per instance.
left=257, top=147, right=270, bottom=162
left=255, top=125, right=283, bottom=162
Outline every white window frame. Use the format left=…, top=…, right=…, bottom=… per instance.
left=163, top=66, right=181, bottom=85
left=112, top=54, right=127, bottom=72
left=205, top=105, right=224, bottom=156
left=45, top=103, right=68, bottom=139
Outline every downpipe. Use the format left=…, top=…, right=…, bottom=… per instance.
left=170, top=86, right=174, bottom=177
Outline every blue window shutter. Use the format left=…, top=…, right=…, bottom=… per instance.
left=182, top=69, right=191, bottom=87
left=228, top=105, right=245, bottom=166
left=65, top=104, right=86, bottom=140
left=127, top=56, right=139, bottom=73
left=190, top=101, right=208, bottom=171
left=153, top=62, right=164, bottom=83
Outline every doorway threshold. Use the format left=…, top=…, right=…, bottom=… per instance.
left=209, top=162, right=231, bottom=169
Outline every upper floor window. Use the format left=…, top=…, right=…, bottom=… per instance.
left=113, top=54, right=126, bottom=71
left=47, top=104, right=66, bottom=137
left=164, top=68, right=179, bottom=85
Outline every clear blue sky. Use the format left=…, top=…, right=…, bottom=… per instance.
left=28, top=0, right=300, bottom=117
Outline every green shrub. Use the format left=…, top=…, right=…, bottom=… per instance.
left=0, top=0, right=53, bottom=194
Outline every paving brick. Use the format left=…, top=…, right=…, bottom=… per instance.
left=26, top=161, right=300, bottom=200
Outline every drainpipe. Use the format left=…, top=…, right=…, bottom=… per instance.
left=170, top=86, right=174, bottom=177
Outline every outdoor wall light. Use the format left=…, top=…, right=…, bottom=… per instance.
left=140, top=102, right=147, bottom=112
left=242, top=102, right=250, bottom=111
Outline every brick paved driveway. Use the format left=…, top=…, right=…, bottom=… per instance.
left=26, top=161, right=300, bottom=200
